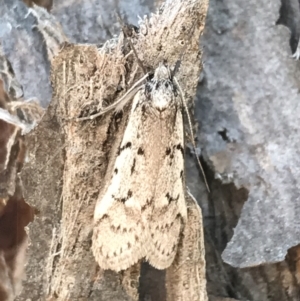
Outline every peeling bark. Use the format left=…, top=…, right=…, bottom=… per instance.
left=0, top=45, right=39, bottom=300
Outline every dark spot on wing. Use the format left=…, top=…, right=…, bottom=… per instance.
left=141, top=198, right=153, bottom=211
left=165, top=193, right=180, bottom=204
left=137, top=147, right=144, bottom=155
left=175, top=143, right=184, bottom=156
left=166, top=147, right=171, bottom=156
left=110, top=224, right=129, bottom=234
left=118, top=141, right=132, bottom=155
left=180, top=170, right=183, bottom=178
left=114, top=168, right=118, bottom=174
left=112, top=190, right=133, bottom=204
left=131, top=158, right=136, bottom=174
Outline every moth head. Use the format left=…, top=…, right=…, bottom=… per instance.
left=153, top=63, right=171, bottom=82
left=146, top=65, right=175, bottom=111
left=144, top=63, right=178, bottom=111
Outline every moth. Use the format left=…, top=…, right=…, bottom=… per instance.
left=92, top=63, right=187, bottom=271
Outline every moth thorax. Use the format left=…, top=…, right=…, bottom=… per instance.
left=151, top=88, right=174, bottom=111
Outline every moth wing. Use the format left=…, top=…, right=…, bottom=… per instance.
left=92, top=198, right=148, bottom=272
left=92, top=91, right=152, bottom=272
left=146, top=99, right=187, bottom=269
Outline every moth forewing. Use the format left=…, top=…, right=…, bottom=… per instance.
left=92, top=64, right=187, bottom=271
left=92, top=90, right=151, bottom=272
left=146, top=92, right=187, bottom=269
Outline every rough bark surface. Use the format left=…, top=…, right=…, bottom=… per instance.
left=0, top=0, right=52, bottom=107
left=200, top=0, right=300, bottom=268
left=197, top=0, right=300, bottom=300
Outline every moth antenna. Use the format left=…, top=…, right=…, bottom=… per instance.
left=75, top=72, right=149, bottom=121
left=116, top=12, right=147, bottom=75
left=174, top=76, right=210, bottom=193
left=50, top=74, right=149, bottom=166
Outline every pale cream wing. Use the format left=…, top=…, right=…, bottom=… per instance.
left=92, top=91, right=152, bottom=272
left=146, top=95, right=187, bottom=270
